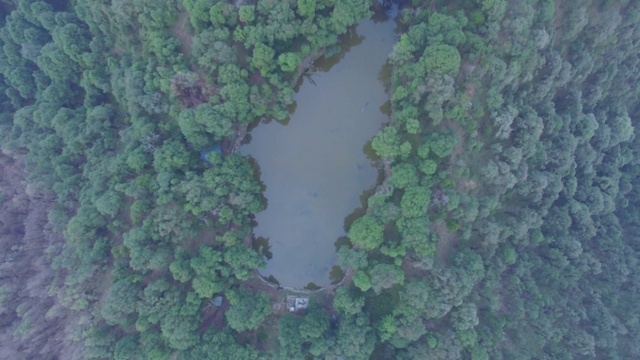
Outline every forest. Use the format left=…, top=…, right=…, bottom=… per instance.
left=0, top=0, right=639, bottom=359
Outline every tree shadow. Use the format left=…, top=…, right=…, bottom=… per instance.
left=245, top=155, right=268, bottom=210
left=314, top=26, right=365, bottom=73
left=253, top=236, right=273, bottom=260
left=343, top=187, right=378, bottom=232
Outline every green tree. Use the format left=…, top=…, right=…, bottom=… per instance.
left=330, top=314, right=375, bottom=360
left=179, top=330, right=260, bottom=360
left=94, top=189, right=123, bottom=217
left=169, top=247, right=193, bottom=283
left=421, top=44, right=461, bottom=77
left=278, top=52, right=301, bottom=73
left=426, top=131, right=458, bottom=158
left=337, top=246, right=368, bottom=269
left=371, top=126, right=410, bottom=159
left=160, top=292, right=201, bottom=350
left=419, top=159, right=438, bottom=176
left=123, top=227, right=171, bottom=272
left=377, top=315, right=397, bottom=342
left=451, top=303, right=479, bottom=332
left=238, top=5, right=255, bottom=23
left=225, top=288, right=272, bottom=332
left=223, top=245, right=265, bottom=280
left=348, top=215, right=384, bottom=250
left=113, top=335, right=143, bottom=360
left=190, top=245, right=224, bottom=298
left=153, top=139, right=192, bottom=172
left=400, top=187, right=431, bottom=218
left=426, top=12, right=467, bottom=47
left=369, top=264, right=405, bottom=294
left=282, top=305, right=331, bottom=356
left=390, top=164, right=419, bottom=189
left=101, top=278, right=140, bottom=327
left=250, top=43, right=276, bottom=76
left=330, top=0, right=371, bottom=34
left=184, top=0, right=213, bottom=31
left=333, top=287, right=365, bottom=315
left=297, top=0, right=316, bottom=18
left=353, top=271, right=372, bottom=292
left=136, top=279, right=180, bottom=332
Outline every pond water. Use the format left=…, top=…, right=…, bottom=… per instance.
left=241, top=17, right=397, bottom=289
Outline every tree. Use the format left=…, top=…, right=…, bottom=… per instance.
left=225, top=288, right=272, bottom=332
left=184, top=0, right=213, bottom=31
left=276, top=305, right=330, bottom=358
left=367, top=193, right=401, bottom=223
left=348, top=215, right=384, bottom=250
left=276, top=314, right=305, bottom=359
left=371, top=126, right=410, bottom=159
left=238, top=5, right=255, bottom=23
left=113, top=335, right=143, bottom=360
left=52, top=23, right=91, bottom=65
left=390, top=164, right=419, bottom=189
left=377, top=315, right=397, bottom=342
left=223, top=245, right=265, bottom=280
left=329, top=0, right=371, bottom=34
left=397, top=216, right=432, bottom=255
left=419, top=159, right=438, bottom=176
left=451, top=303, right=479, bottom=332
left=178, top=103, right=234, bottom=148
left=209, top=2, right=238, bottom=26
left=123, top=227, right=171, bottom=272
left=138, top=329, right=172, bottom=360
left=160, top=292, right=201, bottom=350
left=390, top=34, right=417, bottom=65
left=65, top=204, right=106, bottom=246
left=388, top=315, right=427, bottom=348
left=153, top=139, right=192, bottom=172
left=353, top=271, right=372, bottom=292
left=333, top=287, right=365, bottom=315
left=300, top=305, right=330, bottom=339
left=178, top=109, right=208, bottom=148
left=190, top=245, right=224, bottom=298
left=101, top=278, right=140, bottom=327
left=169, top=247, right=193, bottom=283
left=94, top=189, right=123, bottom=217
left=297, top=0, right=316, bottom=18
left=369, top=264, right=404, bottom=294
left=179, top=330, right=260, bottom=360
left=394, top=279, right=432, bottom=319
left=337, top=246, right=368, bottom=269
left=250, top=43, right=275, bottom=76
left=400, top=187, right=431, bottom=218
left=136, top=279, right=181, bottom=332
left=278, top=52, right=301, bottom=73
left=421, top=44, right=461, bottom=77
left=426, top=131, right=458, bottom=158
left=426, top=12, right=467, bottom=47
left=330, top=314, right=375, bottom=360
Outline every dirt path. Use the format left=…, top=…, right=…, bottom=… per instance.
left=171, top=12, right=192, bottom=59
left=443, top=119, right=466, bottom=167
left=199, top=299, right=230, bottom=334
left=433, top=220, right=458, bottom=265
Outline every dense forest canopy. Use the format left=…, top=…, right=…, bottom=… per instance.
left=0, top=0, right=639, bottom=359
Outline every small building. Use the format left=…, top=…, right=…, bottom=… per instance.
left=295, top=297, right=308, bottom=310
left=213, top=295, right=224, bottom=307
left=286, top=296, right=309, bottom=312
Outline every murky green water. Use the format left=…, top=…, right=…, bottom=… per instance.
left=241, top=18, right=396, bottom=288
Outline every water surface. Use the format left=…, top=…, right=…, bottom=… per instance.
left=241, top=19, right=396, bottom=288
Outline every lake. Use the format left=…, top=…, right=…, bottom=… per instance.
left=241, top=17, right=397, bottom=289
